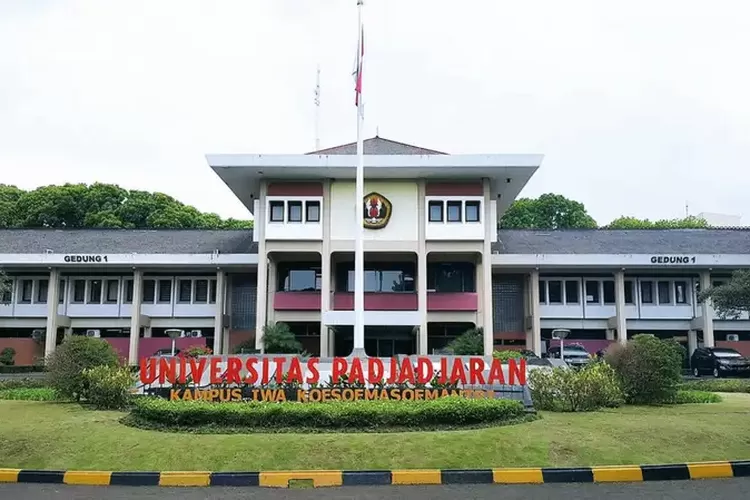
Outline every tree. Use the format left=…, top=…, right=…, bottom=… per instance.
left=500, top=194, right=598, bottom=229
left=1, top=183, right=253, bottom=229
left=698, top=270, right=750, bottom=319
left=0, top=270, right=10, bottom=303
left=447, top=327, right=484, bottom=355
left=604, top=215, right=708, bottom=229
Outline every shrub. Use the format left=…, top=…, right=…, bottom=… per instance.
left=493, top=350, right=523, bottom=362
left=0, top=347, right=15, bottom=366
left=45, top=336, right=119, bottom=401
left=447, top=328, right=484, bottom=355
left=0, top=377, right=47, bottom=390
left=0, top=387, right=58, bottom=401
left=261, top=323, right=304, bottom=354
left=679, top=379, right=750, bottom=393
left=605, top=334, right=683, bottom=404
left=528, top=362, right=624, bottom=412
left=83, top=365, right=135, bottom=410
left=183, top=345, right=212, bottom=358
left=0, top=365, right=45, bottom=374
left=129, top=396, right=526, bottom=432
left=670, top=390, right=722, bottom=404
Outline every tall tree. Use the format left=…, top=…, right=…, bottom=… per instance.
left=1, top=183, right=253, bottom=229
left=604, top=215, right=708, bottom=229
left=500, top=193, right=598, bottom=229
left=0, top=270, right=10, bottom=303
left=698, top=270, right=750, bottom=319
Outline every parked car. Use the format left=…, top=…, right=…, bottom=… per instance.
left=691, top=347, right=750, bottom=378
left=546, top=344, right=591, bottom=367
left=519, top=349, right=539, bottom=359
left=153, top=348, right=181, bottom=357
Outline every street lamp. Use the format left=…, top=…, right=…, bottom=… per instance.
left=551, top=328, right=571, bottom=363
left=165, top=329, right=182, bottom=356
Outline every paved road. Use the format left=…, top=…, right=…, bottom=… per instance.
left=1, top=478, right=749, bottom=499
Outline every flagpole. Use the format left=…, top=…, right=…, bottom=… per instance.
left=353, top=0, right=365, bottom=355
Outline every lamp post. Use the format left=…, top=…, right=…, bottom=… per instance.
left=551, top=328, right=571, bottom=363
left=165, top=329, right=182, bottom=356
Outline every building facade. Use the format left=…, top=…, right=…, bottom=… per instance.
left=1, top=138, right=749, bottom=365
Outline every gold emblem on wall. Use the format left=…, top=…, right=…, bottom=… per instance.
left=363, top=192, right=392, bottom=229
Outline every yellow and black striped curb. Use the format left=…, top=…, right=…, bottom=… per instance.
left=0, top=461, right=748, bottom=488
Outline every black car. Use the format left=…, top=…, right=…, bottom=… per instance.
left=691, top=347, right=750, bottom=378
left=546, top=344, right=591, bottom=367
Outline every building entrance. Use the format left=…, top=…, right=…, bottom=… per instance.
left=333, top=326, right=416, bottom=357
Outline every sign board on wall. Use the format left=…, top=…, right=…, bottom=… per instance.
left=649, top=256, right=697, bottom=264
left=64, top=255, right=109, bottom=263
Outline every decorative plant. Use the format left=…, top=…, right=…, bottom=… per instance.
left=261, top=322, right=304, bottom=354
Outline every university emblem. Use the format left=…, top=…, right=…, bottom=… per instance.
left=363, top=192, right=392, bottom=229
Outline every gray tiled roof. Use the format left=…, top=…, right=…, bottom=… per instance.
left=1, top=228, right=749, bottom=255
left=0, top=229, right=256, bottom=254
left=309, top=136, right=446, bottom=155
left=494, top=229, right=750, bottom=254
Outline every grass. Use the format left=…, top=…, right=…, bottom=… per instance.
left=0, top=394, right=748, bottom=471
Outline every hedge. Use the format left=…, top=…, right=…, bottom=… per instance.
left=0, top=377, right=47, bottom=390
left=0, top=366, right=45, bottom=374
left=129, top=396, right=526, bottom=432
left=679, top=379, right=750, bottom=393
left=0, top=388, right=59, bottom=401
left=670, top=390, right=722, bottom=404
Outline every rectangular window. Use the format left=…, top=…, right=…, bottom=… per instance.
left=548, top=280, right=563, bottom=304
left=73, top=279, right=86, bottom=303
left=713, top=280, right=725, bottom=287
left=346, top=269, right=414, bottom=293
left=58, top=280, right=65, bottom=304
left=105, top=279, right=119, bottom=303
left=124, top=280, right=133, bottom=303
left=210, top=280, right=217, bottom=303
left=305, top=201, right=320, bottom=222
left=465, top=201, right=481, bottom=222
left=427, top=263, right=476, bottom=293
left=269, top=201, right=284, bottom=222
left=36, top=279, right=49, bottom=304
left=284, top=270, right=319, bottom=292
left=195, top=279, right=209, bottom=303
left=624, top=281, right=634, bottom=304
left=538, top=280, right=547, bottom=304
left=88, top=280, right=102, bottom=304
left=657, top=281, right=671, bottom=304
left=428, top=201, right=443, bottom=222
left=585, top=280, right=600, bottom=304
left=18, top=280, right=33, bottom=303
left=178, top=279, right=192, bottom=303
left=603, top=280, right=615, bottom=304
left=142, top=279, right=156, bottom=303
left=157, top=280, right=171, bottom=303
left=674, top=280, right=687, bottom=304
left=640, top=280, right=654, bottom=304
left=565, top=280, right=579, bottom=304
left=287, top=201, right=303, bottom=222
left=446, top=201, right=462, bottom=222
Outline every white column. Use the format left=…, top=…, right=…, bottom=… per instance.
left=700, top=271, right=715, bottom=347
left=605, top=329, right=615, bottom=341
left=688, top=329, right=698, bottom=357
left=255, top=181, right=268, bottom=352
left=212, top=271, right=226, bottom=354
left=128, top=270, right=143, bottom=365
left=418, top=254, right=428, bottom=354
left=266, top=260, right=277, bottom=327
left=530, top=270, right=542, bottom=356
left=614, top=270, right=627, bottom=344
left=481, top=178, right=494, bottom=356
left=320, top=180, right=332, bottom=357
left=44, top=269, right=61, bottom=358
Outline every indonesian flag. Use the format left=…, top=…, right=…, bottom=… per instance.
left=353, top=25, right=364, bottom=116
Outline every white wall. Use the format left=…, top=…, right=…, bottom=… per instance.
left=330, top=181, right=418, bottom=241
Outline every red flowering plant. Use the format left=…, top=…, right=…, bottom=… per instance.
left=182, top=345, right=213, bottom=358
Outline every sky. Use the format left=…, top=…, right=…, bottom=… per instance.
left=1, top=0, right=749, bottom=225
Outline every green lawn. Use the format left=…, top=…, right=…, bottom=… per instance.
left=1, top=394, right=749, bottom=471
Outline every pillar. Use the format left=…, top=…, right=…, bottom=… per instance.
left=605, top=329, right=615, bottom=341
left=255, top=181, right=269, bottom=352
left=688, top=329, right=698, bottom=357
left=614, top=270, right=627, bottom=344
left=700, top=271, right=715, bottom=347
left=481, top=178, right=494, bottom=356
left=417, top=254, right=428, bottom=355
left=320, top=181, right=332, bottom=356
left=44, top=269, right=60, bottom=359
left=212, top=271, right=226, bottom=354
left=529, top=270, right=542, bottom=356
left=128, top=269, right=143, bottom=365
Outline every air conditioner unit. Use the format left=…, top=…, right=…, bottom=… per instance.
left=188, top=330, right=203, bottom=338
left=726, top=334, right=740, bottom=342
left=85, top=329, right=101, bottom=338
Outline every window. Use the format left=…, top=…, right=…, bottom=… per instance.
left=345, top=269, right=415, bottom=293
left=269, top=201, right=284, bottom=222
left=657, top=281, right=671, bottom=304
left=565, top=280, right=579, bottom=304
left=37, top=279, right=49, bottom=304
left=143, top=280, right=156, bottom=303
left=624, top=281, right=634, bottom=304
left=287, top=201, right=303, bottom=222
left=18, top=280, right=33, bottom=303
left=178, top=280, right=192, bottom=303
left=640, top=280, right=653, bottom=304
left=89, top=280, right=102, bottom=304
left=306, top=201, right=320, bottom=222
left=713, top=280, right=725, bottom=287
left=0, top=283, right=11, bottom=303
left=195, top=279, right=209, bottom=303
left=124, top=280, right=133, bottom=303
left=210, top=280, right=217, bottom=303
left=585, top=280, right=600, bottom=303
left=284, top=270, right=319, bottom=292
left=105, top=280, right=119, bottom=303
left=58, top=281, right=65, bottom=304
left=538, top=280, right=547, bottom=303
left=157, top=280, right=172, bottom=303
left=427, top=263, right=475, bottom=293
left=73, top=280, right=86, bottom=303
left=465, top=201, right=481, bottom=222
left=548, top=280, right=563, bottom=304
left=446, top=201, right=462, bottom=222
left=603, top=280, right=615, bottom=304
left=428, top=201, right=443, bottom=222
left=674, top=280, right=688, bottom=304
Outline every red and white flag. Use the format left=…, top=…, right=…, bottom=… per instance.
left=353, top=25, right=364, bottom=117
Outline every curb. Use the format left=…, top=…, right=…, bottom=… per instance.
left=0, top=461, right=748, bottom=488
